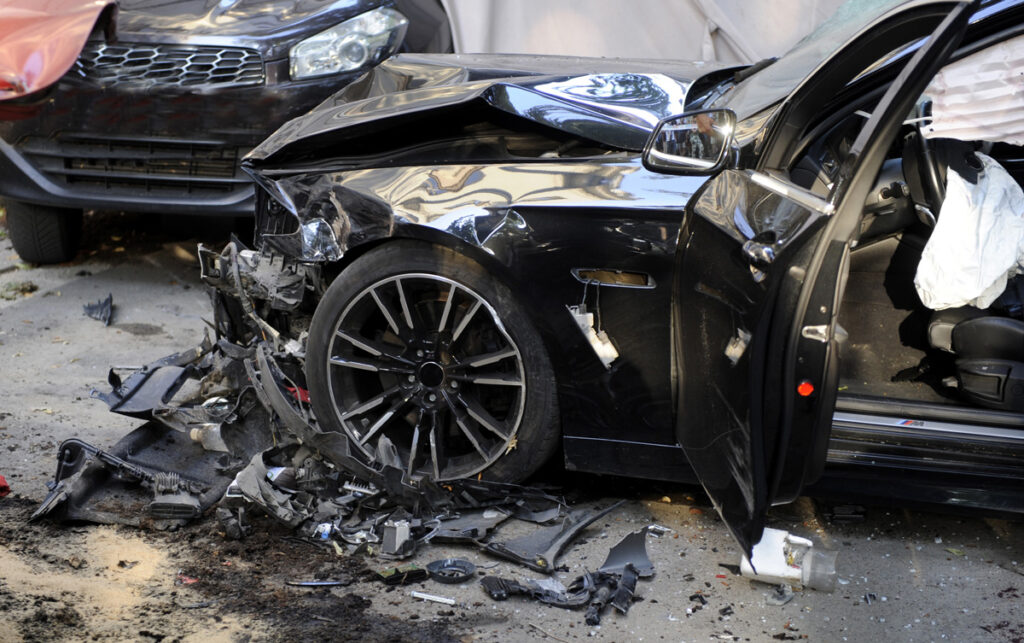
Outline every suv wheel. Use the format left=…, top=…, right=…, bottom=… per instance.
left=4, top=199, right=83, bottom=264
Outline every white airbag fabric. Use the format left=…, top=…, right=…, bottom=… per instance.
left=915, top=153, right=1024, bottom=310
left=923, top=33, right=1024, bottom=145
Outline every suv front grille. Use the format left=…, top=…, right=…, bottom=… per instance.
left=75, top=42, right=265, bottom=89
left=18, top=135, right=251, bottom=196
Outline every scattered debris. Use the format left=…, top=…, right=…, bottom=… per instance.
left=285, top=578, right=354, bottom=587
left=410, top=590, right=456, bottom=606
left=0, top=474, right=9, bottom=497
left=83, top=293, right=113, bottom=325
left=647, top=524, right=674, bottom=537
left=117, top=560, right=138, bottom=570
left=31, top=239, right=661, bottom=629
left=377, top=564, right=429, bottom=586
left=426, top=558, right=476, bottom=584
left=599, top=527, right=654, bottom=577
left=479, top=529, right=654, bottom=625
left=483, top=501, right=624, bottom=573
left=0, top=280, right=37, bottom=300
left=766, top=584, right=795, bottom=606
left=740, top=528, right=837, bottom=591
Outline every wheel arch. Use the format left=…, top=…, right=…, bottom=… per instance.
left=321, top=224, right=583, bottom=440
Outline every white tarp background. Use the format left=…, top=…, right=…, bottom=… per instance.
left=441, top=0, right=848, bottom=64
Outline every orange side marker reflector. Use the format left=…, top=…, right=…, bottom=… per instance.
left=797, top=380, right=815, bottom=397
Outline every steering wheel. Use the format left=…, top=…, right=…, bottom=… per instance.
left=911, top=100, right=947, bottom=217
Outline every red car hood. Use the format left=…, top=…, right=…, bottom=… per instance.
left=0, top=0, right=114, bottom=100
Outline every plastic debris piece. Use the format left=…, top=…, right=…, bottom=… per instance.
left=766, top=584, right=795, bottom=606
left=740, top=527, right=837, bottom=591
left=83, top=293, right=114, bottom=325
left=376, top=564, right=429, bottom=586
left=285, top=578, right=353, bottom=587
left=0, top=474, right=9, bottom=498
left=426, top=558, right=476, bottom=584
left=381, top=519, right=415, bottom=558
left=433, top=508, right=511, bottom=542
left=647, top=523, right=674, bottom=537
left=483, top=500, right=625, bottom=574
left=599, top=527, right=654, bottom=577
left=610, top=563, right=638, bottom=614
left=410, top=590, right=455, bottom=605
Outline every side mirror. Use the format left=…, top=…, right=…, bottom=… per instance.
left=643, top=109, right=736, bottom=174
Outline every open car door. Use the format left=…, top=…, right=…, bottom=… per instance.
left=666, top=0, right=978, bottom=556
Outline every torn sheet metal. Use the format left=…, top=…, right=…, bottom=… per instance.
left=915, top=153, right=1024, bottom=310
left=246, top=54, right=716, bottom=165
left=924, top=34, right=1024, bottom=146
left=483, top=500, right=624, bottom=573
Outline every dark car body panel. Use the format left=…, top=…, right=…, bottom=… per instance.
left=239, top=0, right=1024, bottom=545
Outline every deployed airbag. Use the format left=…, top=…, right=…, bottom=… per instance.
left=915, top=153, right=1024, bottom=310
left=923, top=34, right=1024, bottom=145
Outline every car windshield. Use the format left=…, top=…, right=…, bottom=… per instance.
left=712, top=0, right=921, bottom=118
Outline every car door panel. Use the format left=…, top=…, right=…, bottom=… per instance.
left=673, top=0, right=979, bottom=556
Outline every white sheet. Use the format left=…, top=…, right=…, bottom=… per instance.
left=915, top=153, right=1024, bottom=310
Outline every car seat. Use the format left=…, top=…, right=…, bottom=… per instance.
left=928, top=306, right=1024, bottom=411
left=910, top=135, right=1024, bottom=412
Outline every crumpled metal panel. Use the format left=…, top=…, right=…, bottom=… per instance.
left=246, top=53, right=724, bottom=163
left=256, top=158, right=703, bottom=262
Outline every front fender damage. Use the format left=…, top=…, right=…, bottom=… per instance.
left=31, top=240, right=652, bottom=607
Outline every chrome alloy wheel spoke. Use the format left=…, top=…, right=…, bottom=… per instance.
left=329, top=273, right=525, bottom=480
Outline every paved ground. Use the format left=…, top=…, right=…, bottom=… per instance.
left=0, top=212, right=1021, bottom=642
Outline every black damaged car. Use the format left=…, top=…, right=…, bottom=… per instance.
left=191, top=0, right=1024, bottom=555
left=0, top=0, right=451, bottom=264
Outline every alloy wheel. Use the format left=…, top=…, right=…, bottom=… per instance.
left=323, top=273, right=526, bottom=480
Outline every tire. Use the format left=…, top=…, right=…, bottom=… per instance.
left=306, top=241, right=559, bottom=482
left=4, top=199, right=83, bottom=264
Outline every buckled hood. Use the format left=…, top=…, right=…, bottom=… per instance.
left=246, top=53, right=728, bottom=164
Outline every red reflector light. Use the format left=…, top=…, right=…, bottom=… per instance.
left=797, top=380, right=815, bottom=397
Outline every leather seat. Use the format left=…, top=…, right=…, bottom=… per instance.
left=928, top=308, right=1024, bottom=410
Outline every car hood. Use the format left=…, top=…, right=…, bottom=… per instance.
left=116, top=0, right=381, bottom=38
left=246, top=53, right=728, bottom=164
left=0, top=0, right=114, bottom=101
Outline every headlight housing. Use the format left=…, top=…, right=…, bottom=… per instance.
left=290, top=7, right=408, bottom=80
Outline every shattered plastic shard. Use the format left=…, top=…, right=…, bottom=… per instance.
left=83, top=293, right=114, bottom=326
left=741, top=528, right=837, bottom=592
left=598, top=527, right=655, bottom=577
left=483, top=500, right=624, bottom=574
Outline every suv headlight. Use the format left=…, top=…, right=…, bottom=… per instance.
left=290, top=7, right=408, bottom=80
